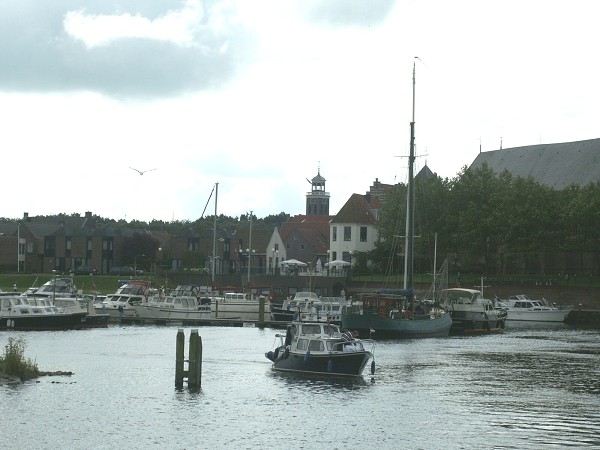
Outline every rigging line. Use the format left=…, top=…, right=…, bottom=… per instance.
left=194, top=184, right=216, bottom=233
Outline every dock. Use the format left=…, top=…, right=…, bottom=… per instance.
left=118, top=316, right=289, bottom=328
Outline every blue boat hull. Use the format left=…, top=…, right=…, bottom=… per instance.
left=270, top=349, right=371, bottom=376
left=342, top=313, right=452, bottom=339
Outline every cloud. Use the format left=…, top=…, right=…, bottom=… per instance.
left=0, top=0, right=253, bottom=99
left=304, top=0, right=397, bottom=27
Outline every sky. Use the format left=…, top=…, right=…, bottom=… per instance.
left=1, top=0, right=599, bottom=223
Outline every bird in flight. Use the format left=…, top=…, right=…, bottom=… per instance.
left=129, top=167, right=157, bottom=175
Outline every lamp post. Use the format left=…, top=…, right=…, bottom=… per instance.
left=247, top=211, right=253, bottom=282
left=326, top=249, right=330, bottom=277
left=246, top=248, right=255, bottom=282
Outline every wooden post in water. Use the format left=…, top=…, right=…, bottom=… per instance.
left=258, top=296, right=265, bottom=327
left=188, top=329, right=202, bottom=390
left=175, top=328, right=203, bottom=390
left=215, top=299, right=219, bottom=318
left=175, top=328, right=185, bottom=389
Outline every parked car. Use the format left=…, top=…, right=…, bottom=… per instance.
left=109, top=266, right=144, bottom=276
left=72, top=265, right=97, bottom=275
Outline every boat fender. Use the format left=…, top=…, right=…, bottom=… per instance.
left=284, top=346, right=290, bottom=359
left=327, top=359, right=333, bottom=373
left=371, top=360, right=376, bottom=375
left=304, top=350, right=311, bottom=364
left=266, top=351, right=275, bottom=362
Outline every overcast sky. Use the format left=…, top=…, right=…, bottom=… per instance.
left=1, top=0, right=598, bottom=222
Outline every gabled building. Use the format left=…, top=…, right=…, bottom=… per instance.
left=280, top=215, right=332, bottom=270
left=329, top=194, right=378, bottom=266
left=469, top=138, right=600, bottom=188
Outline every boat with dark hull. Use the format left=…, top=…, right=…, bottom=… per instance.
left=266, top=321, right=374, bottom=377
left=53, top=295, right=110, bottom=328
left=0, top=296, right=87, bottom=331
left=342, top=289, right=452, bottom=339
left=341, top=63, right=452, bottom=339
left=440, top=288, right=506, bottom=334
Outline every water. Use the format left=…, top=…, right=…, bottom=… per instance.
left=1, top=323, right=599, bottom=449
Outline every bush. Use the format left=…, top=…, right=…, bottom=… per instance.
left=0, top=337, right=39, bottom=381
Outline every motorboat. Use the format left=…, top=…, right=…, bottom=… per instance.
left=211, top=291, right=270, bottom=321
left=133, top=284, right=213, bottom=323
left=53, top=295, right=110, bottom=328
left=270, top=291, right=357, bottom=324
left=25, top=277, right=78, bottom=299
left=95, top=280, right=153, bottom=319
left=496, top=294, right=570, bottom=322
left=440, top=288, right=506, bottom=334
left=265, top=321, right=375, bottom=377
left=0, top=295, right=87, bottom=330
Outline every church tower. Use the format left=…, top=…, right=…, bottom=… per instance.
left=305, top=167, right=330, bottom=215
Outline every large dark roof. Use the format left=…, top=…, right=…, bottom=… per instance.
left=469, top=138, right=600, bottom=189
left=331, top=194, right=377, bottom=225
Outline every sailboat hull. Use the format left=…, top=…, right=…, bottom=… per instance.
left=342, top=312, right=452, bottom=339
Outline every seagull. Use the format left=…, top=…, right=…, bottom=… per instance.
left=129, top=167, right=157, bottom=175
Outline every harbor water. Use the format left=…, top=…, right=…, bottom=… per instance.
left=1, top=323, right=599, bottom=449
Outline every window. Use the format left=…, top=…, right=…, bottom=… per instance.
left=308, top=340, right=324, bottom=351
left=297, top=339, right=309, bottom=350
left=360, top=227, right=367, bottom=242
left=344, top=227, right=351, bottom=241
left=332, top=227, right=337, bottom=242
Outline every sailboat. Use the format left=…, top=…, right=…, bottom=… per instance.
left=341, top=61, right=452, bottom=338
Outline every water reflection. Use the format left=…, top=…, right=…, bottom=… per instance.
left=268, top=369, right=372, bottom=391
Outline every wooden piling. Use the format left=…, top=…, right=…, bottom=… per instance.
left=175, top=328, right=203, bottom=390
left=175, top=328, right=185, bottom=389
left=188, top=329, right=202, bottom=390
left=258, top=297, right=265, bottom=327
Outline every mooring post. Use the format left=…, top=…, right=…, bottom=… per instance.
left=215, top=299, right=219, bottom=318
left=175, top=328, right=185, bottom=388
left=188, top=329, right=202, bottom=390
left=258, top=296, right=265, bottom=327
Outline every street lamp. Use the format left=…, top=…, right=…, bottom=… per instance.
left=271, top=248, right=279, bottom=275
left=246, top=248, right=255, bottom=282
left=326, top=249, right=330, bottom=276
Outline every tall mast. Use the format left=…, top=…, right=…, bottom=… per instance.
left=405, top=61, right=416, bottom=292
left=211, top=182, right=218, bottom=284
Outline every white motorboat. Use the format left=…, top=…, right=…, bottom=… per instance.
left=440, top=288, right=506, bottom=334
left=270, top=291, right=357, bottom=324
left=133, top=284, right=213, bottom=323
left=211, top=292, right=270, bottom=321
left=95, top=280, right=153, bottom=319
left=496, top=294, right=570, bottom=322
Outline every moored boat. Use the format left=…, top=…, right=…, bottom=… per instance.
left=440, top=288, right=506, bottom=334
left=212, top=291, right=270, bottom=321
left=95, top=280, right=153, bottom=319
left=133, top=284, right=213, bottom=323
left=341, top=62, right=452, bottom=339
left=265, top=321, right=375, bottom=377
left=53, top=295, right=110, bottom=328
left=270, top=291, right=357, bottom=324
left=0, top=295, right=87, bottom=330
left=496, top=294, right=570, bottom=322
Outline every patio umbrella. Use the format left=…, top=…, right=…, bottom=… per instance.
left=325, top=259, right=351, bottom=268
left=279, top=259, right=307, bottom=267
